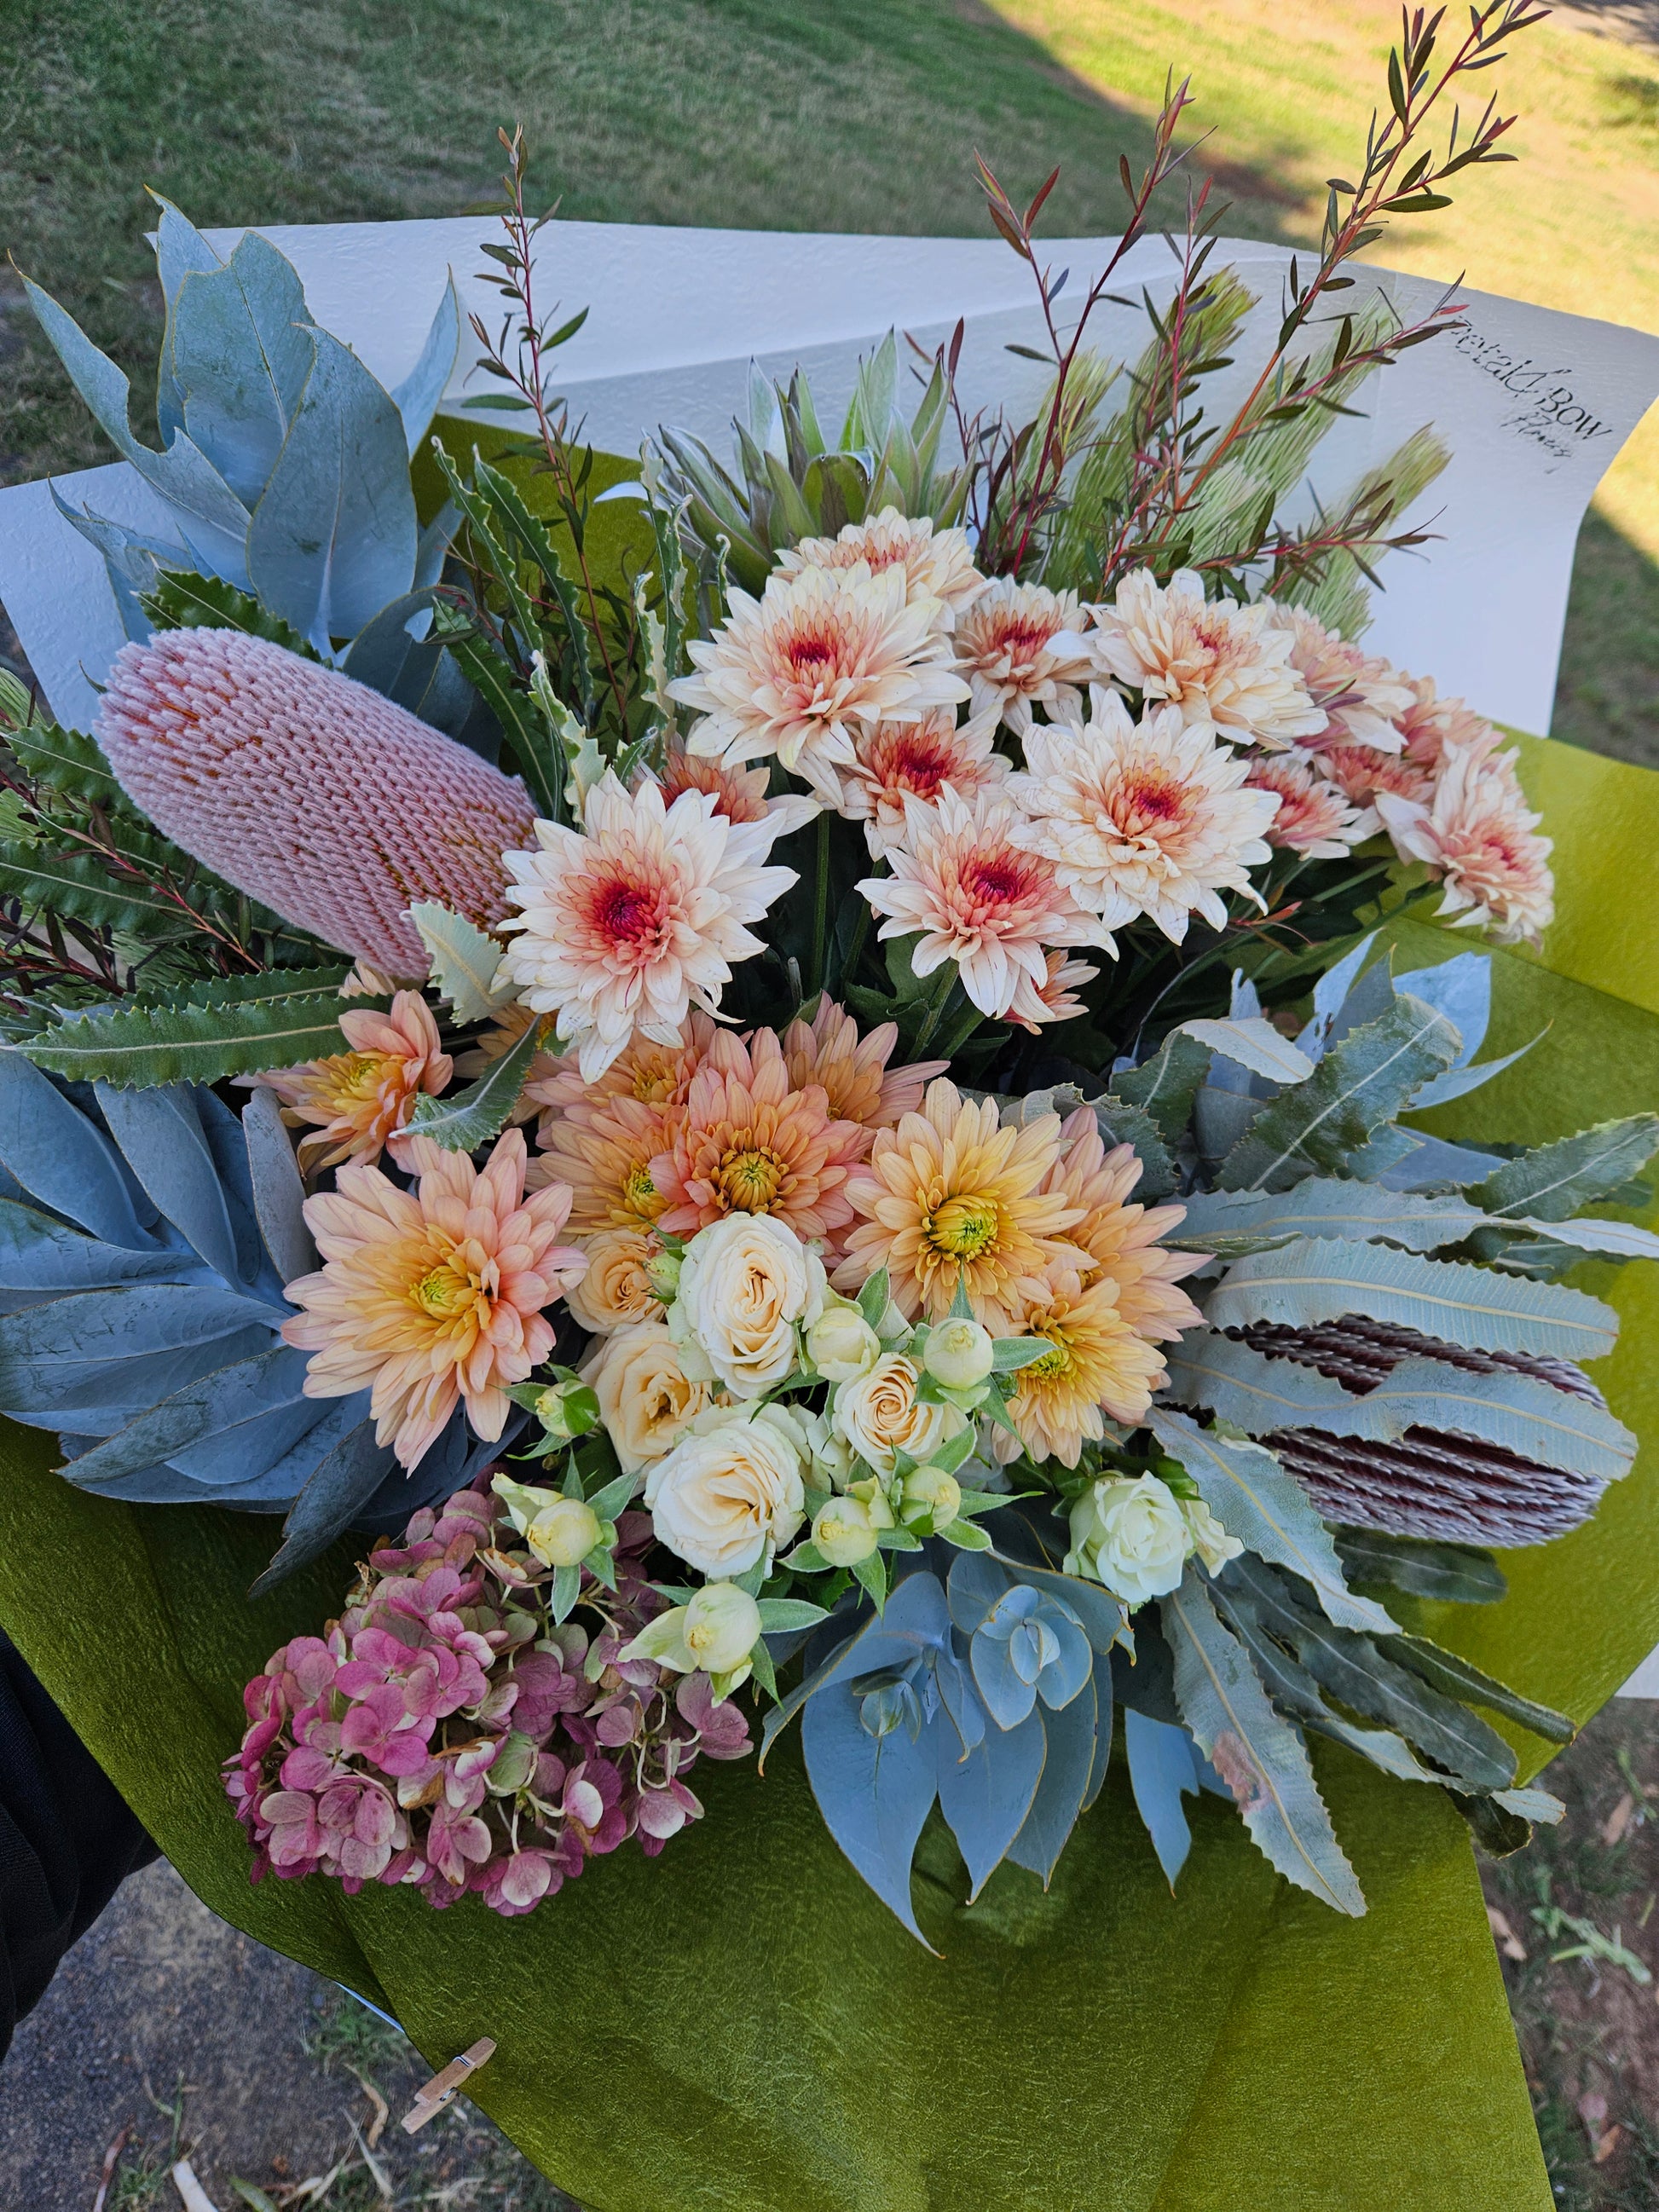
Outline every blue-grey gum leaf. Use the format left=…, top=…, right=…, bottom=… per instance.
left=246, top=1416, right=394, bottom=1598
left=1394, top=950, right=1490, bottom=1071
left=0, top=1284, right=281, bottom=1422
left=0, top=1055, right=157, bottom=1247
left=935, top=1702, right=1045, bottom=1899
left=1124, top=1707, right=1200, bottom=1886
left=95, top=1083, right=245, bottom=1289
left=801, top=1671, right=940, bottom=1946
left=0, top=1199, right=190, bottom=1292
left=171, top=234, right=314, bottom=505
left=246, top=329, right=417, bottom=650
left=1008, top=1666, right=1099, bottom=1880
left=390, top=277, right=461, bottom=457
left=62, top=1343, right=313, bottom=1487
left=192, top=1083, right=285, bottom=1299
left=241, top=1089, right=317, bottom=1289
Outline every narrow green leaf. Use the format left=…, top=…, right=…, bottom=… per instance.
left=1113, top=1030, right=1211, bottom=1145
left=1162, top=1569, right=1365, bottom=1915
left=1379, top=1632, right=1575, bottom=1744
left=1148, top=1407, right=1396, bottom=1635
left=1219, top=995, right=1459, bottom=1192
left=19, top=990, right=357, bottom=1088
left=1331, top=1528, right=1506, bottom=1606
left=406, top=1010, right=546, bottom=1151
left=0, top=846, right=192, bottom=934
left=8, top=721, right=125, bottom=809
left=1470, top=1115, right=1659, bottom=1223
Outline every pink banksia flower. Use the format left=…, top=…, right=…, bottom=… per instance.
left=95, top=628, right=537, bottom=979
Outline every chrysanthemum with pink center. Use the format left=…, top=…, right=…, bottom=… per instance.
left=1008, top=693, right=1281, bottom=943
left=954, top=577, right=1094, bottom=737
left=497, top=773, right=795, bottom=1083
left=668, top=563, right=968, bottom=805
left=857, top=783, right=1113, bottom=1019
left=1089, top=569, right=1325, bottom=749
left=778, top=507, right=985, bottom=619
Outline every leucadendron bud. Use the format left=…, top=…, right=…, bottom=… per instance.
left=813, top=1495, right=880, bottom=1567
left=922, top=1316, right=995, bottom=1391
left=525, top=1496, right=603, bottom=1569
left=899, top=1465, right=961, bottom=1530
left=681, top=1581, right=763, bottom=1674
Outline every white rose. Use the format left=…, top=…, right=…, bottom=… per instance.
left=564, top=1228, right=665, bottom=1334
left=645, top=1405, right=806, bottom=1575
left=681, top=1581, right=763, bottom=1673
left=1182, top=1496, right=1244, bottom=1577
left=832, top=1353, right=957, bottom=1475
left=582, top=1322, right=720, bottom=1472
left=524, top=1496, right=601, bottom=1569
left=806, top=1299, right=882, bottom=1382
left=1066, top=1475, right=1193, bottom=1606
left=669, top=1213, right=827, bottom=1399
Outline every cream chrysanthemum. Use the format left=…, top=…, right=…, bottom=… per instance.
left=779, top=506, right=985, bottom=618
left=833, top=1079, right=1085, bottom=1328
left=498, top=773, right=795, bottom=1083
left=1266, top=604, right=1412, bottom=752
left=778, top=997, right=946, bottom=1134
left=1008, top=696, right=1280, bottom=943
left=255, top=990, right=453, bottom=1172
left=1375, top=745, right=1555, bottom=944
left=281, top=1129, right=586, bottom=1471
left=1315, top=742, right=1434, bottom=816
left=1392, top=673, right=1502, bottom=778
left=1089, top=569, right=1324, bottom=748
left=858, top=783, right=1110, bottom=1019
left=1246, top=752, right=1369, bottom=860
left=831, top=703, right=1010, bottom=858
left=650, top=1028, right=864, bottom=1245
left=668, top=563, right=968, bottom=803
left=954, top=577, right=1094, bottom=737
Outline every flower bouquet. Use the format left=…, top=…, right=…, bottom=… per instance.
left=1, top=6, right=1658, bottom=2204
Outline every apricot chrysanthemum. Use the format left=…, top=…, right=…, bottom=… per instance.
left=997, top=1266, right=1172, bottom=1466
left=1375, top=745, right=1555, bottom=945
left=1246, top=752, right=1369, bottom=860
left=655, top=732, right=819, bottom=837
left=535, top=1094, right=680, bottom=1239
left=779, top=997, right=945, bottom=1136
left=830, top=703, right=1010, bottom=858
left=834, top=1079, right=1085, bottom=1328
left=1042, top=1112, right=1206, bottom=1347
left=256, top=990, right=453, bottom=1172
left=525, top=1010, right=720, bottom=1130
left=650, top=1028, right=864, bottom=1244
left=282, top=1129, right=585, bottom=1471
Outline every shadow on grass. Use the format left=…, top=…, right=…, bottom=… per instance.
left=1552, top=510, right=1659, bottom=770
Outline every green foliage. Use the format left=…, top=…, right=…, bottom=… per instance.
left=139, top=566, right=319, bottom=657
left=406, top=1010, right=547, bottom=1151
left=17, top=979, right=367, bottom=1087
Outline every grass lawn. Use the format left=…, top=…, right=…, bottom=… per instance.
left=4, top=0, right=1659, bottom=758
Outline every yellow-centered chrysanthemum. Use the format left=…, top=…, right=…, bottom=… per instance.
left=834, top=1078, right=1085, bottom=1328
left=997, top=1264, right=1172, bottom=1466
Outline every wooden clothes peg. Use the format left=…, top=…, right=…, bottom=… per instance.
left=401, top=2037, right=497, bottom=2134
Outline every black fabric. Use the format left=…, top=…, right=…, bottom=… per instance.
left=0, top=1626, right=157, bottom=2059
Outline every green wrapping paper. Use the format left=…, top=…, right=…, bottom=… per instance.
left=4, top=467, right=1656, bottom=2202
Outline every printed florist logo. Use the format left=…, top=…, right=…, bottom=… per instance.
left=1454, top=323, right=1616, bottom=470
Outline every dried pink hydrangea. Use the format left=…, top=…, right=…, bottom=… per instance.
left=95, top=628, right=537, bottom=979
left=225, top=1478, right=751, bottom=1916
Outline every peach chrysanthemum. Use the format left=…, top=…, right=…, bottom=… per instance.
left=649, top=1028, right=864, bottom=1244
left=831, top=703, right=1010, bottom=858
left=1088, top=569, right=1325, bottom=749
left=1266, top=604, right=1412, bottom=752
left=996, top=1266, right=1173, bottom=1466
left=1246, top=753, right=1369, bottom=860
left=668, top=563, right=968, bottom=803
left=1000, top=950, right=1099, bottom=1034
left=779, top=997, right=946, bottom=1135
left=281, top=1128, right=586, bottom=1472
left=954, top=577, right=1094, bottom=738
left=779, top=506, right=985, bottom=618
left=255, top=990, right=454, bottom=1174
left=1043, top=1112, right=1206, bottom=1346
left=655, top=731, right=819, bottom=838
left=535, top=1094, right=679, bottom=1239
left=834, top=1079, right=1086, bottom=1329
left=1008, top=696, right=1280, bottom=943
left=1375, top=745, right=1555, bottom=944
left=498, top=772, right=795, bottom=1083
left=858, top=784, right=1111, bottom=1019
left=95, top=629, right=536, bottom=978
left=525, top=1009, right=719, bottom=1129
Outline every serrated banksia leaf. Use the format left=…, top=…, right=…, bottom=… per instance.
left=96, top=628, right=536, bottom=978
